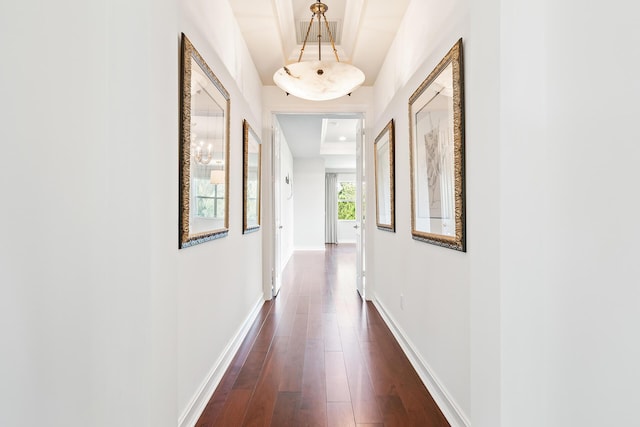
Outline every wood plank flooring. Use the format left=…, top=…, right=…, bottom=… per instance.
left=196, top=244, right=450, bottom=427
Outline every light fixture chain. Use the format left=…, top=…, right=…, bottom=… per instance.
left=298, top=13, right=315, bottom=62
left=322, top=13, right=340, bottom=62
left=318, top=9, right=322, bottom=60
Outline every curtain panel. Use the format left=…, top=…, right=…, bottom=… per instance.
left=325, top=173, right=338, bottom=244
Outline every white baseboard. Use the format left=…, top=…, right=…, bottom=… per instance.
left=373, top=297, right=471, bottom=427
left=178, top=296, right=265, bottom=427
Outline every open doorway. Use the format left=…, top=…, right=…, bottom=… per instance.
left=271, top=112, right=365, bottom=298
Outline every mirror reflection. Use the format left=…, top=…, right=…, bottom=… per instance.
left=190, top=57, right=227, bottom=233
left=413, top=63, right=455, bottom=237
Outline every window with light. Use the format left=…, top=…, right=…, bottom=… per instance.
left=337, top=182, right=356, bottom=220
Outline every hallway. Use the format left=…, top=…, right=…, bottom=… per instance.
left=196, top=245, right=449, bottom=426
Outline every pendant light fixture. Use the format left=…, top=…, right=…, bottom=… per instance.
left=273, top=0, right=365, bottom=101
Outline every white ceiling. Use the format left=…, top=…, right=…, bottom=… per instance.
left=229, top=0, right=409, bottom=169
left=277, top=113, right=360, bottom=169
left=229, top=0, right=410, bottom=86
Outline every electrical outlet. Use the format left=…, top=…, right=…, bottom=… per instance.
left=400, top=293, right=404, bottom=310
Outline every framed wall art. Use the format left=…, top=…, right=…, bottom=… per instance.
left=243, top=120, right=261, bottom=233
left=179, top=33, right=231, bottom=248
left=409, top=38, right=466, bottom=251
left=374, top=119, right=395, bottom=231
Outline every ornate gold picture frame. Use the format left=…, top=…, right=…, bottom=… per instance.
left=179, top=34, right=231, bottom=248
left=374, top=119, right=395, bottom=231
left=243, top=120, right=261, bottom=233
left=409, top=38, right=465, bottom=251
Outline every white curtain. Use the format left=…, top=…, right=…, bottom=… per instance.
left=325, top=173, right=338, bottom=244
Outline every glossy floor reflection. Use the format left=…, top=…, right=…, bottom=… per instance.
left=196, top=244, right=449, bottom=427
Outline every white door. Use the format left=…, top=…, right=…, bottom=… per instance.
left=355, top=118, right=365, bottom=298
left=272, top=117, right=283, bottom=297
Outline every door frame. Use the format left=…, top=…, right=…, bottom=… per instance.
left=261, top=90, right=375, bottom=301
left=355, top=119, right=365, bottom=298
left=271, top=116, right=283, bottom=297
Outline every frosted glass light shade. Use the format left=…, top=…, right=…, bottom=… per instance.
left=273, top=60, right=365, bottom=101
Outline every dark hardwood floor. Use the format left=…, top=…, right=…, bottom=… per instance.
left=196, top=244, right=450, bottom=427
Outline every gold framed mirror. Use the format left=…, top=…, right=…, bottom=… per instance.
left=374, top=119, right=395, bottom=231
left=409, top=38, right=465, bottom=251
left=179, top=33, right=230, bottom=248
left=243, top=120, right=261, bottom=233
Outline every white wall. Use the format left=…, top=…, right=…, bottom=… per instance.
left=467, top=0, right=501, bottom=425
left=371, top=0, right=471, bottom=425
left=292, top=158, right=326, bottom=250
left=178, top=1, right=264, bottom=425
left=0, top=1, right=264, bottom=426
left=374, top=1, right=640, bottom=427
left=498, top=0, right=640, bottom=425
left=181, top=0, right=262, bottom=123
left=0, top=1, right=178, bottom=425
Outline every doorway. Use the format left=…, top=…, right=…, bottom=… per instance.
left=271, top=112, right=366, bottom=298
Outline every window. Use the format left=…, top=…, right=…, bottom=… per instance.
left=337, top=181, right=356, bottom=220
left=194, top=178, right=225, bottom=218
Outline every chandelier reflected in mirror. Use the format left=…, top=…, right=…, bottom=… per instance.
left=273, top=0, right=365, bottom=101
